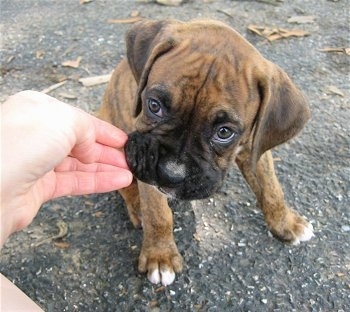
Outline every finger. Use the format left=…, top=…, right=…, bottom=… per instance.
left=58, top=143, right=129, bottom=171
left=92, top=116, right=129, bottom=148
left=50, top=169, right=133, bottom=198
left=70, top=142, right=129, bottom=168
left=55, top=157, right=127, bottom=173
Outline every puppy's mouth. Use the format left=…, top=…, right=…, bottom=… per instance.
left=125, top=132, right=223, bottom=200
left=157, top=186, right=176, bottom=197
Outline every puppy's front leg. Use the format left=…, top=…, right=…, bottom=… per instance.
left=236, top=150, right=314, bottom=244
left=137, top=181, right=183, bottom=286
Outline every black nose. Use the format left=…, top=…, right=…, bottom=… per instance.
left=158, top=160, right=186, bottom=186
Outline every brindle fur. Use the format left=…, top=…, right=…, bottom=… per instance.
left=98, top=19, right=312, bottom=286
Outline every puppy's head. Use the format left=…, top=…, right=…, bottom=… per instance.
left=125, top=19, right=310, bottom=200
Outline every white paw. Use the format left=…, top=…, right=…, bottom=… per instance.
left=148, top=269, right=161, bottom=284
left=147, top=268, right=176, bottom=286
left=292, top=221, right=314, bottom=245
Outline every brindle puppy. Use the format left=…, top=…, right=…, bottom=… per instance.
left=98, top=19, right=313, bottom=286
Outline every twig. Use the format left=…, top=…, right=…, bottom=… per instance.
left=41, top=80, right=67, bottom=94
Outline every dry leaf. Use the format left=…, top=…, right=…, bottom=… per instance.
left=59, top=92, right=77, bottom=100
left=319, top=47, right=350, bottom=55
left=247, top=25, right=264, bottom=36
left=79, top=73, right=112, bottom=87
left=287, top=15, right=316, bottom=24
left=80, top=0, right=93, bottom=4
left=36, top=50, right=45, bottom=59
left=248, top=24, right=309, bottom=41
left=93, top=211, right=103, bottom=218
left=6, top=55, right=15, bottom=64
left=34, top=220, right=68, bottom=247
left=54, top=241, right=70, bottom=249
left=130, top=10, right=140, bottom=17
left=107, top=17, right=143, bottom=24
left=62, top=56, right=82, bottom=68
left=49, top=73, right=68, bottom=83
left=325, top=86, right=344, bottom=97
left=279, top=28, right=309, bottom=39
left=193, top=232, right=201, bottom=241
left=156, top=0, right=184, bottom=6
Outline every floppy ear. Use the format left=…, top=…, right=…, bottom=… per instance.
left=125, top=20, right=177, bottom=116
left=251, top=62, right=311, bottom=168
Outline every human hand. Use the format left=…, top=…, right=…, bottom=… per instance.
left=1, top=91, right=133, bottom=246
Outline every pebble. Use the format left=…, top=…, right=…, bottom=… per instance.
left=341, top=225, right=350, bottom=232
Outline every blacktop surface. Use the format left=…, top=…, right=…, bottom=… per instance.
left=0, top=0, right=349, bottom=311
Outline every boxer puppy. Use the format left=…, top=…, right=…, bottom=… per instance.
left=98, top=19, right=313, bottom=286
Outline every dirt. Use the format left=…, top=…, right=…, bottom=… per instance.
left=1, top=0, right=349, bottom=311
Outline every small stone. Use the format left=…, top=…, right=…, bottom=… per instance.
left=341, top=225, right=350, bottom=232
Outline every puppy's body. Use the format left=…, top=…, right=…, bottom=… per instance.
left=99, top=19, right=313, bottom=286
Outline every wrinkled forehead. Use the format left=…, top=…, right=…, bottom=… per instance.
left=146, top=44, right=253, bottom=119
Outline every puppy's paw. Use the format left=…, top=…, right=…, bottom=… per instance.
left=268, top=209, right=314, bottom=245
left=138, top=241, right=183, bottom=286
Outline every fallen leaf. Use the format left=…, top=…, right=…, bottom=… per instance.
left=156, top=0, right=184, bottom=6
left=34, top=220, right=68, bottom=246
left=49, top=73, right=68, bottom=83
left=319, top=47, right=350, bottom=55
left=248, top=24, right=309, bottom=41
left=80, top=0, right=93, bottom=4
left=79, top=73, right=112, bottom=87
left=149, top=300, right=158, bottom=308
left=325, top=85, right=344, bottom=97
left=257, top=0, right=282, bottom=5
left=217, top=9, right=234, bottom=18
left=287, top=15, right=316, bottom=24
left=155, top=286, right=166, bottom=292
left=54, top=241, right=70, bottom=249
left=6, top=56, right=15, bottom=64
left=36, top=50, right=45, bottom=59
left=193, top=232, right=201, bottom=241
left=59, top=92, right=77, bottom=100
left=247, top=25, right=264, bottom=36
left=93, top=211, right=103, bottom=218
left=278, top=28, right=310, bottom=39
left=62, top=56, right=82, bottom=68
left=107, top=17, right=143, bottom=24
left=130, top=10, right=140, bottom=17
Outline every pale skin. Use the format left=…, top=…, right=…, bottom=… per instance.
left=1, top=90, right=133, bottom=247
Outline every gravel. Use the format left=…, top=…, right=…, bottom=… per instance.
left=1, top=0, right=349, bottom=311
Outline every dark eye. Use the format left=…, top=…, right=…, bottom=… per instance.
left=214, top=126, right=236, bottom=143
left=147, top=98, right=163, bottom=117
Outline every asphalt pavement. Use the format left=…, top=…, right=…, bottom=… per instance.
left=1, top=0, right=349, bottom=311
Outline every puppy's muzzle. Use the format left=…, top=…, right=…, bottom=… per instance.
left=125, top=132, right=223, bottom=200
left=125, top=132, right=185, bottom=186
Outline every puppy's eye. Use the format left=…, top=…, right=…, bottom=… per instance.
left=214, top=126, right=236, bottom=143
left=147, top=98, right=163, bottom=117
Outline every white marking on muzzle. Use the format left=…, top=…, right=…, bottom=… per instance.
left=164, top=160, right=187, bottom=180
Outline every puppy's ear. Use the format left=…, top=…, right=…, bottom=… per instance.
left=251, top=62, right=311, bottom=168
left=125, top=20, right=177, bottom=116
